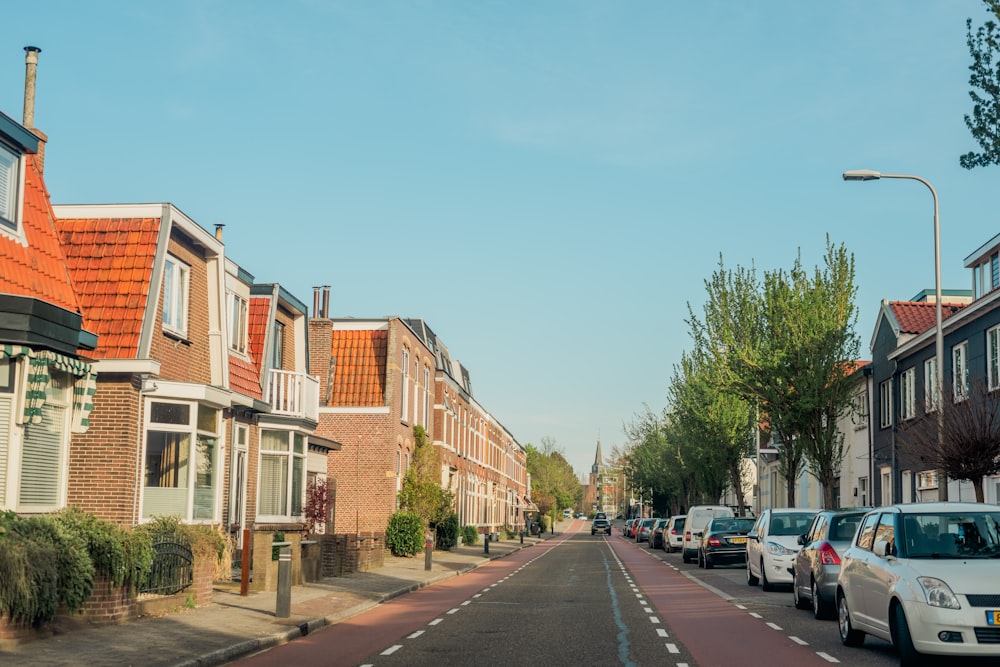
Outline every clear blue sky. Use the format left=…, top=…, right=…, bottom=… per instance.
left=3, top=1, right=996, bottom=482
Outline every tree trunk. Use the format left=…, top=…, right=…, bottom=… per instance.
left=974, top=477, right=985, bottom=503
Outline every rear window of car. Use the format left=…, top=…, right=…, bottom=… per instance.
left=829, top=515, right=863, bottom=542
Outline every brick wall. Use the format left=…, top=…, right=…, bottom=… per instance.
left=68, top=375, right=141, bottom=526
left=149, top=236, right=213, bottom=384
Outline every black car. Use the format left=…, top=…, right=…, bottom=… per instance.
left=591, top=518, right=612, bottom=535
left=698, top=517, right=756, bottom=569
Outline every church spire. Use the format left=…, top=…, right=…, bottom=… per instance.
left=592, top=436, right=603, bottom=474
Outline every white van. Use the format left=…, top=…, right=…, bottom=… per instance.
left=682, top=505, right=735, bottom=563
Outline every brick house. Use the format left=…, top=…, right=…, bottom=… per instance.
left=0, top=83, right=98, bottom=514
left=309, top=302, right=527, bottom=537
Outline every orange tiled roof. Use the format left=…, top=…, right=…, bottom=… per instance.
left=57, top=217, right=160, bottom=358
left=247, top=297, right=269, bottom=370
left=0, top=153, right=81, bottom=313
left=229, top=353, right=262, bottom=399
left=890, top=301, right=966, bottom=335
left=329, top=329, right=387, bottom=407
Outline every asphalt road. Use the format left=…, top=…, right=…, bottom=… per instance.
left=239, top=518, right=926, bottom=666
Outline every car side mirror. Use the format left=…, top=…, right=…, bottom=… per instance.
left=747, top=531, right=758, bottom=540
left=873, top=538, right=896, bottom=558
left=797, top=534, right=807, bottom=546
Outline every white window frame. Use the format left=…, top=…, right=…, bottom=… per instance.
left=880, top=466, right=892, bottom=506
left=0, top=141, right=23, bottom=232
left=989, top=327, right=1000, bottom=391
left=879, top=379, right=892, bottom=428
left=953, top=341, right=969, bottom=402
left=899, top=368, right=916, bottom=421
left=924, top=357, right=940, bottom=412
left=229, top=423, right=249, bottom=540
left=227, top=291, right=248, bottom=354
left=162, top=256, right=190, bottom=337
left=400, top=348, right=410, bottom=423
left=140, top=399, right=220, bottom=522
left=422, top=366, right=430, bottom=427
left=257, top=428, right=306, bottom=523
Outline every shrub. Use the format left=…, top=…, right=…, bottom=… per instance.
left=386, top=511, right=424, bottom=556
left=435, top=513, right=459, bottom=550
left=461, top=525, right=479, bottom=545
left=54, top=507, right=153, bottom=590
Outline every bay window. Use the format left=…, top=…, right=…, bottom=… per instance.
left=142, top=400, right=220, bottom=521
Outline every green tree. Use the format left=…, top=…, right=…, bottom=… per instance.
left=961, top=0, right=1000, bottom=169
left=688, top=240, right=860, bottom=508
left=668, top=350, right=755, bottom=515
left=397, top=425, right=454, bottom=529
left=526, top=437, right=581, bottom=517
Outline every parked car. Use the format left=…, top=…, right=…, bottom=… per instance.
left=591, top=517, right=612, bottom=535
left=663, top=515, right=686, bottom=552
left=649, top=518, right=670, bottom=549
left=635, top=517, right=657, bottom=543
left=698, top=517, right=756, bottom=568
left=623, top=518, right=636, bottom=537
left=745, top=508, right=818, bottom=590
left=682, top=505, right=735, bottom=563
left=836, top=503, right=1000, bottom=666
left=791, top=507, right=869, bottom=619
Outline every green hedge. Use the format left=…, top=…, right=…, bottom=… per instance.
left=460, top=525, right=479, bottom=545
left=435, top=513, right=459, bottom=550
left=386, top=511, right=424, bottom=556
left=0, top=509, right=154, bottom=626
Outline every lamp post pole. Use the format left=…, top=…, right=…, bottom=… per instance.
left=842, top=170, right=946, bottom=502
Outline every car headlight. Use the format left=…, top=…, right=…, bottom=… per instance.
left=765, top=541, right=794, bottom=556
left=918, top=577, right=961, bottom=610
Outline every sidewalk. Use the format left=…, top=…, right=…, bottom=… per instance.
left=0, top=532, right=553, bottom=667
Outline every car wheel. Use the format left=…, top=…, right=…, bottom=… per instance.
left=894, top=604, right=923, bottom=667
left=837, top=591, right=865, bottom=647
left=704, top=554, right=714, bottom=570
left=746, top=560, right=759, bottom=586
left=682, top=550, right=691, bottom=564
left=812, top=579, right=831, bottom=620
left=792, top=570, right=809, bottom=609
left=761, top=560, right=774, bottom=592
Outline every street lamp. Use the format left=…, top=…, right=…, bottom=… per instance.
left=842, top=169, right=946, bottom=502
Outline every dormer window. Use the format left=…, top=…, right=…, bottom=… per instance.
left=973, top=251, right=1000, bottom=298
left=0, top=141, right=21, bottom=231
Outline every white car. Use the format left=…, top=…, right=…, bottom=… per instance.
left=836, top=503, right=1000, bottom=666
left=746, top=508, right=818, bottom=591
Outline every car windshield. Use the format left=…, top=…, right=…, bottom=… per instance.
left=901, top=511, right=1000, bottom=558
left=769, top=513, right=815, bottom=536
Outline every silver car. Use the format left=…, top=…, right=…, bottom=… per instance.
left=837, top=503, right=1000, bottom=666
left=791, top=508, right=869, bottom=619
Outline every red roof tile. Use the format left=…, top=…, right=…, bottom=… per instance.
left=329, top=329, right=387, bottom=407
left=56, top=217, right=161, bottom=359
left=890, top=301, right=967, bottom=335
left=0, top=154, right=81, bottom=313
left=247, top=297, right=269, bottom=371
left=229, top=353, right=262, bottom=399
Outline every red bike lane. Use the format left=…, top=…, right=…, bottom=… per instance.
left=608, top=538, right=831, bottom=667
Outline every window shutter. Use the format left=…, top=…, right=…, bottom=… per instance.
left=19, top=403, right=65, bottom=507
left=260, top=454, right=287, bottom=515
left=0, top=396, right=10, bottom=501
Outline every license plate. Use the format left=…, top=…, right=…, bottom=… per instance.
left=988, top=611, right=1000, bottom=625
left=730, top=537, right=748, bottom=544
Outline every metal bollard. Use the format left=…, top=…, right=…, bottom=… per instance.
left=520, top=530, right=523, bottom=544
left=484, top=532, right=490, bottom=555
left=424, top=534, right=433, bottom=571
left=276, top=546, right=291, bottom=618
